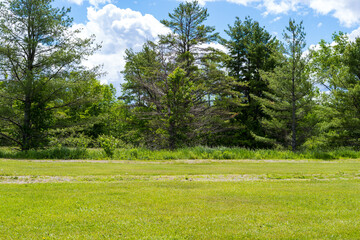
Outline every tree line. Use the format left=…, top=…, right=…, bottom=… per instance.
left=1, top=0, right=360, bottom=151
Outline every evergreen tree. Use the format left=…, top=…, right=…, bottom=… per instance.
left=0, top=0, right=99, bottom=150
left=254, top=19, right=315, bottom=151
left=160, top=0, right=218, bottom=67
left=122, top=1, right=238, bottom=149
left=221, top=17, right=279, bottom=147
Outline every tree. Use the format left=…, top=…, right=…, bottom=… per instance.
left=0, top=0, right=99, bottom=150
left=254, top=19, right=315, bottom=151
left=160, top=0, right=218, bottom=64
left=122, top=1, right=238, bottom=149
left=48, top=82, right=116, bottom=148
left=122, top=42, right=235, bottom=149
left=220, top=17, right=279, bottom=147
left=310, top=33, right=360, bottom=148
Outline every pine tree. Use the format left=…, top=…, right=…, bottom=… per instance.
left=0, top=0, right=99, bottom=150
left=160, top=0, right=218, bottom=65
left=121, top=1, right=238, bottom=149
left=254, top=19, right=314, bottom=151
left=220, top=17, right=279, bottom=147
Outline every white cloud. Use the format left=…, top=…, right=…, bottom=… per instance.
left=188, top=0, right=360, bottom=27
left=68, top=0, right=111, bottom=7
left=75, top=4, right=169, bottom=91
left=317, top=22, right=322, bottom=28
left=348, top=27, right=360, bottom=41
left=201, top=42, right=228, bottom=53
left=271, top=16, right=281, bottom=23
left=261, top=0, right=301, bottom=16
left=89, top=0, right=111, bottom=8
left=308, top=0, right=360, bottom=27
left=68, top=0, right=84, bottom=5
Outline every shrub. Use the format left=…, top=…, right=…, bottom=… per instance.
left=129, top=149, right=138, bottom=159
left=98, top=135, right=118, bottom=158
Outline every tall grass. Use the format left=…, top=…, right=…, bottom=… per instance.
left=1, top=146, right=360, bottom=160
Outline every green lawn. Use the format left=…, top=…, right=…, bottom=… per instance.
left=1, top=159, right=360, bottom=239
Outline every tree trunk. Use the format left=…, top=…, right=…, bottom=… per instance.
left=22, top=95, right=31, bottom=151
left=291, top=30, right=297, bottom=152
left=291, top=85, right=296, bottom=151
left=169, top=119, right=176, bottom=150
left=291, top=71, right=296, bottom=151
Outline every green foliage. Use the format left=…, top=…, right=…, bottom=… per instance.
left=2, top=146, right=360, bottom=160
left=310, top=33, right=360, bottom=148
left=160, top=67, right=195, bottom=149
left=160, top=0, right=218, bottom=59
left=98, top=135, right=118, bottom=158
left=0, top=0, right=100, bottom=150
left=1, top=0, right=360, bottom=152
left=219, top=17, right=280, bottom=147
left=253, top=19, right=315, bottom=151
left=49, top=129, right=94, bottom=148
left=122, top=1, right=237, bottom=149
left=44, top=83, right=117, bottom=149
left=0, top=146, right=88, bottom=159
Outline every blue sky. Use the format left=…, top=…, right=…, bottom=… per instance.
left=53, top=0, right=360, bottom=91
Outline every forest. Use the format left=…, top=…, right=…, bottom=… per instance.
left=1, top=0, right=360, bottom=155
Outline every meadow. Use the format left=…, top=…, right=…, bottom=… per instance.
left=1, top=158, right=360, bottom=239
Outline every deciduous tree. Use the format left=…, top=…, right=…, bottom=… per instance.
left=310, top=33, right=360, bottom=148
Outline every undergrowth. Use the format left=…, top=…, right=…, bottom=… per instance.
left=0, top=146, right=360, bottom=160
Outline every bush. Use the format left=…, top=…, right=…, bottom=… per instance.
left=98, top=135, right=118, bottom=158
left=48, top=129, right=96, bottom=148
left=129, top=149, right=138, bottom=159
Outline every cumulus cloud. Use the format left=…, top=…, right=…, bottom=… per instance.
left=74, top=4, right=169, bottom=91
left=309, top=0, right=360, bottom=27
left=348, top=27, right=360, bottom=41
left=261, top=0, right=301, bottom=16
left=187, top=0, right=360, bottom=27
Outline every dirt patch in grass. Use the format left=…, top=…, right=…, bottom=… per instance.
left=1, top=173, right=359, bottom=184
left=0, top=176, right=73, bottom=184
left=1, top=158, right=351, bottom=164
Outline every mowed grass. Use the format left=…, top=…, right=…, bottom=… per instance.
left=1, top=159, right=360, bottom=239
left=1, top=159, right=360, bottom=179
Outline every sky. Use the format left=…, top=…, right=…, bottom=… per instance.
left=53, top=0, right=360, bottom=93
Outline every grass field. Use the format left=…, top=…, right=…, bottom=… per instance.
left=1, top=159, right=360, bottom=239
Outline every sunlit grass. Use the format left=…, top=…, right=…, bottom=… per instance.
left=1, top=180, right=360, bottom=239
left=0, top=159, right=360, bottom=178
left=1, top=159, right=360, bottom=238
